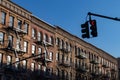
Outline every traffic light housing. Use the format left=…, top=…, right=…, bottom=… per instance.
left=90, top=20, right=97, bottom=37
left=81, top=21, right=90, bottom=38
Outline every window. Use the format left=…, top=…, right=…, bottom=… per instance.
left=49, top=52, right=53, bottom=60
left=43, top=66, right=46, bottom=75
left=22, top=60, right=27, bottom=69
left=43, top=34, right=48, bottom=42
left=38, top=64, right=42, bottom=74
left=9, top=16, right=14, bottom=27
left=1, top=12, right=6, bottom=24
left=17, top=19, right=22, bottom=29
left=0, top=32, right=4, bottom=44
left=8, top=35, right=13, bottom=49
left=23, top=41, right=28, bottom=52
left=38, top=64, right=42, bottom=70
left=78, top=48, right=80, bottom=55
left=32, top=45, right=36, bottom=55
left=15, top=58, right=19, bottom=69
left=75, top=46, right=77, bottom=55
left=56, top=53, right=58, bottom=61
left=16, top=39, right=20, bottom=50
left=62, top=40, right=64, bottom=49
left=38, top=48, right=42, bottom=57
left=32, top=28, right=36, bottom=39
left=56, top=53, right=60, bottom=61
left=31, top=63, right=35, bottom=71
left=49, top=36, right=54, bottom=44
left=66, top=42, right=68, bottom=50
left=38, top=32, right=42, bottom=41
left=24, top=23, right=28, bottom=34
left=7, top=55, right=12, bottom=65
left=0, top=53, right=2, bottom=66
left=56, top=37, right=60, bottom=46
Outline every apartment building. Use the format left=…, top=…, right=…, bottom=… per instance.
left=0, top=0, right=118, bottom=80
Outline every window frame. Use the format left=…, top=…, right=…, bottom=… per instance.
left=38, top=32, right=42, bottom=41
left=17, top=19, right=22, bottom=29
left=24, top=22, right=29, bottom=34
left=32, top=28, right=36, bottom=39
left=22, top=60, right=27, bottom=69
left=7, top=55, right=12, bottom=65
left=31, top=62, right=35, bottom=71
left=23, top=41, right=28, bottom=52
left=9, top=15, right=14, bottom=27
left=49, top=52, right=53, bottom=60
left=1, top=11, right=6, bottom=25
left=0, top=32, right=4, bottom=44
left=32, top=45, right=36, bottom=55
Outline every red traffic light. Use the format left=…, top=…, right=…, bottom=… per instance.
left=90, top=20, right=96, bottom=26
left=89, top=20, right=97, bottom=37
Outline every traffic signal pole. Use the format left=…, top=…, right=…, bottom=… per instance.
left=81, top=12, right=120, bottom=38
left=88, top=12, right=120, bottom=21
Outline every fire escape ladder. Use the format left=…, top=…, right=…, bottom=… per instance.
left=43, top=41, right=50, bottom=66
left=15, top=30, right=20, bottom=39
left=14, top=30, right=21, bottom=58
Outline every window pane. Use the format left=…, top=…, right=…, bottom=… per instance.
left=32, top=28, right=35, bottom=39
left=9, top=16, right=14, bottom=27
left=44, top=34, right=48, bottom=42
left=15, top=58, right=19, bottom=69
left=49, top=52, right=53, bottom=60
left=32, top=45, right=35, bottom=54
left=16, top=39, right=20, bottom=50
left=24, top=41, right=27, bottom=52
left=8, top=35, right=13, bottom=49
left=7, top=56, right=11, bottom=65
left=0, top=32, right=4, bottom=43
left=24, top=23, right=28, bottom=33
left=1, top=12, right=6, bottom=24
left=38, top=48, right=41, bottom=57
left=17, top=19, right=22, bottom=29
left=31, top=63, right=35, bottom=71
left=23, top=60, right=27, bottom=69
left=56, top=53, right=58, bottom=61
left=38, top=32, right=42, bottom=41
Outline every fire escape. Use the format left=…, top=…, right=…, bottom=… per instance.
left=1, top=22, right=26, bottom=57
left=0, top=22, right=27, bottom=75
left=33, top=37, right=53, bottom=79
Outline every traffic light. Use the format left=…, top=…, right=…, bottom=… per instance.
left=90, top=20, right=97, bottom=37
left=81, top=21, right=90, bottom=38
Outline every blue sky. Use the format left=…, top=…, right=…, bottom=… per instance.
left=12, top=0, right=120, bottom=58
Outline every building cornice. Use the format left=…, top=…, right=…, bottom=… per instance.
left=0, top=0, right=32, bottom=20
left=31, top=15, right=55, bottom=34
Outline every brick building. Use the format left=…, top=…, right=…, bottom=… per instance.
left=0, top=0, right=118, bottom=80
